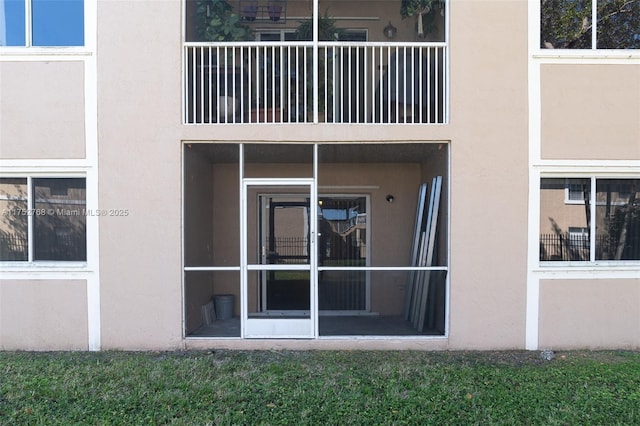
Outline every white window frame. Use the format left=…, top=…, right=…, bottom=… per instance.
left=535, top=0, right=640, bottom=58
left=0, top=0, right=86, bottom=50
left=564, top=178, right=588, bottom=204
left=255, top=29, right=296, bottom=41
left=0, top=174, right=88, bottom=266
left=540, top=174, right=640, bottom=265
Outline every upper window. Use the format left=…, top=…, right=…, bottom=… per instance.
left=540, top=177, right=639, bottom=262
left=541, top=0, right=640, bottom=49
left=0, top=0, right=84, bottom=46
left=0, top=177, right=86, bottom=262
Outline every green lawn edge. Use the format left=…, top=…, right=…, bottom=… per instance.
left=1, top=350, right=639, bottom=425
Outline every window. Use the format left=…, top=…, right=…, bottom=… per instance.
left=0, top=0, right=84, bottom=46
left=0, top=177, right=86, bottom=262
left=540, top=177, right=640, bottom=262
left=541, top=0, right=640, bottom=49
left=566, top=178, right=587, bottom=203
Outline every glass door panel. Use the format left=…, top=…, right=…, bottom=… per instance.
left=243, top=181, right=315, bottom=338
left=318, top=196, right=368, bottom=312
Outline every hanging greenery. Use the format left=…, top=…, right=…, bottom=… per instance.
left=195, top=0, right=254, bottom=42
left=294, top=9, right=345, bottom=41
left=400, top=0, right=441, bottom=37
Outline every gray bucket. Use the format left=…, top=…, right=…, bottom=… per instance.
left=214, top=295, right=234, bottom=320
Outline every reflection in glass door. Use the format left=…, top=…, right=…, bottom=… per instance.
left=318, top=196, right=368, bottom=312
left=243, top=180, right=316, bottom=338
left=260, top=195, right=310, bottom=312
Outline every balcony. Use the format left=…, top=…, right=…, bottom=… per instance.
left=184, top=0, right=447, bottom=125
left=185, top=42, right=446, bottom=124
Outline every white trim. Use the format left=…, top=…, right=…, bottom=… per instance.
left=184, top=143, right=451, bottom=341
left=526, top=235, right=540, bottom=350
left=247, top=264, right=311, bottom=271
left=530, top=268, right=640, bottom=279
left=313, top=144, right=319, bottom=336
left=0, top=0, right=101, bottom=351
left=0, top=49, right=92, bottom=59
left=318, top=185, right=380, bottom=190
left=0, top=266, right=91, bottom=277
left=527, top=0, right=640, bottom=347
left=184, top=266, right=241, bottom=271
left=591, top=0, right=597, bottom=49
left=26, top=177, right=34, bottom=261
left=534, top=161, right=640, bottom=171
left=0, top=174, right=88, bottom=265
left=239, top=144, right=246, bottom=338
left=444, top=0, right=449, bottom=124
left=318, top=266, right=448, bottom=271
left=243, top=178, right=316, bottom=338
left=244, top=318, right=313, bottom=339
left=0, top=160, right=92, bottom=170
left=180, top=144, right=186, bottom=343
left=25, top=0, right=32, bottom=47
left=317, top=335, right=448, bottom=341
left=589, top=177, right=596, bottom=262
left=526, top=0, right=541, bottom=350
left=84, top=27, right=100, bottom=350
left=532, top=52, right=640, bottom=62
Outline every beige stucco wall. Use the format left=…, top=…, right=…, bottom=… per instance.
left=94, top=0, right=529, bottom=350
left=539, top=279, right=640, bottom=350
left=7, top=0, right=638, bottom=352
left=445, top=0, right=529, bottom=349
left=0, top=61, right=85, bottom=159
left=97, top=0, right=183, bottom=350
left=541, top=64, right=640, bottom=160
left=0, top=280, right=88, bottom=350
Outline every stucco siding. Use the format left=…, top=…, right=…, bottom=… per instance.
left=539, top=279, right=640, bottom=350
left=97, top=0, right=183, bottom=350
left=0, top=280, right=88, bottom=350
left=0, top=61, right=85, bottom=159
left=541, top=64, right=640, bottom=160
left=446, top=0, right=529, bottom=349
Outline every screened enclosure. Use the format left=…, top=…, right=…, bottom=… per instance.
left=183, top=143, right=449, bottom=338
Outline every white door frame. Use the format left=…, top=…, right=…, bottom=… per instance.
left=241, top=178, right=317, bottom=338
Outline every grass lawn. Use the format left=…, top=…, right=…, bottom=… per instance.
left=1, top=350, right=639, bottom=425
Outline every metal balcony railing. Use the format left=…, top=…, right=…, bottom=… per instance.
left=184, top=42, right=447, bottom=124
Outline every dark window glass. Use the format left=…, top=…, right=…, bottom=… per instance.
left=0, top=178, right=28, bottom=261
left=541, top=0, right=640, bottom=49
left=33, top=178, right=86, bottom=261
left=597, top=0, right=640, bottom=49
left=539, top=178, right=591, bottom=261
left=541, top=0, right=592, bottom=49
left=595, top=179, right=640, bottom=260
left=540, top=178, right=640, bottom=262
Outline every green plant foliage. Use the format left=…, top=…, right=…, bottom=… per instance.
left=541, top=0, right=640, bottom=49
left=400, top=0, right=439, bottom=18
left=604, top=186, right=640, bottom=260
left=400, top=0, right=441, bottom=36
left=1, top=351, right=640, bottom=424
left=597, top=0, right=640, bottom=49
left=295, top=9, right=345, bottom=41
left=195, top=0, right=254, bottom=42
left=294, top=10, right=345, bottom=116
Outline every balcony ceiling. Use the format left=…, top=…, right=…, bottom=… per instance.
left=188, top=143, right=444, bottom=164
